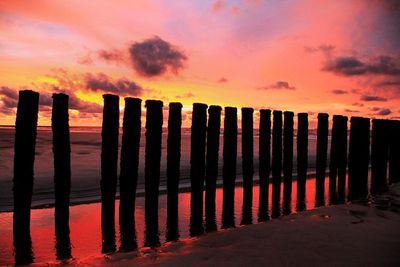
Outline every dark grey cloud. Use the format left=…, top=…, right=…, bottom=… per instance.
left=331, top=89, right=348, bottom=95
left=360, top=95, right=387, bottom=102
left=129, top=36, right=187, bottom=77
left=85, top=73, right=143, bottom=95
left=218, top=77, right=228, bottom=83
left=375, top=79, right=400, bottom=88
left=258, top=81, right=296, bottom=90
left=323, top=55, right=400, bottom=76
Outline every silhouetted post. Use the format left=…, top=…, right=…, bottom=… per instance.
left=272, top=110, right=282, bottom=218
left=348, top=117, right=370, bottom=200
left=371, top=119, right=389, bottom=194
left=241, top=107, right=254, bottom=225
left=190, top=103, right=208, bottom=236
left=205, top=105, right=221, bottom=232
left=119, top=97, right=141, bottom=251
left=258, top=109, right=271, bottom=222
left=315, top=113, right=328, bottom=206
left=166, top=102, right=182, bottom=241
left=222, top=107, right=237, bottom=228
left=52, top=93, right=72, bottom=260
left=296, top=113, right=308, bottom=211
left=101, top=94, right=119, bottom=253
left=329, top=115, right=348, bottom=203
left=389, top=120, right=400, bottom=184
left=283, top=111, right=294, bottom=214
left=144, top=100, right=163, bottom=247
left=13, top=90, right=39, bottom=265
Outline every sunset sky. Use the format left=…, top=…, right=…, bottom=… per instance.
left=0, top=0, right=399, bottom=127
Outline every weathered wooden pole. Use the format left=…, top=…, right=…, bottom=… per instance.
left=329, top=115, right=348, bottom=203
left=119, top=97, right=141, bottom=251
left=13, top=90, right=39, bottom=265
left=241, top=107, right=254, bottom=225
left=272, top=110, right=282, bottom=218
left=296, top=113, right=308, bottom=211
left=388, top=120, right=400, bottom=184
left=205, top=105, right=221, bottom=232
left=315, top=113, right=329, bottom=206
left=371, top=119, right=389, bottom=194
left=258, top=109, right=271, bottom=222
left=283, top=111, right=294, bottom=214
left=100, top=94, right=119, bottom=253
left=222, top=107, right=237, bottom=228
left=144, top=100, right=163, bottom=247
left=348, top=117, right=370, bottom=200
left=166, top=102, right=182, bottom=241
left=52, top=93, right=72, bottom=260
left=190, top=103, right=208, bottom=236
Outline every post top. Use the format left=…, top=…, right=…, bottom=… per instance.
left=273, top=110, right=282, bottom=115
left=209, top=105, right=222, bottom=112
left=124, top=97, right=142, bottom=104
left=145, top=99, right=163, bottom=107
left=193, top=103, right=208, bottom=109
left=103, top=94, right=119, bottom=101
left=259, top=109, right=271, bottom=115
left=52, top=93, right=69, bottom=100
left=19, top=90, right=39, bottom=97
left=298, top=112, right=308, bottom=117
left=224, top=106, right=237, bottom=112
left=318, top=113, right=329, bottom=119
left=169, top=102, right=183, bottom=108
left=241, top=107, right=254, bottom=113
left=284, top=111, right=294, bottom=117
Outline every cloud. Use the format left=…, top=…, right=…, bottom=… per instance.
left=77, top=53, right=93, bottom=65
left=129, top=36, right=187, bottom=77
left=360, top=95, right=387, bottom=102
left=85, top=73, right=143, bottom=95
left=97, top=49, right=126, bottom=64
left=344, top=109, right=360, bottom=113
left=375, top=79, right=400, bottom=88
left=217, top=77, right=228, bottom=83
left=377, top=108, right=392, bottom=116
left=331, top=89, right=348, bottom=95
left=323, top=55, right=400, bottom=76
left=258, top=81, right=296, bottom=90
left=175, top=92, right=195, bottom=99
left=352, top=102, right=364, bottom=107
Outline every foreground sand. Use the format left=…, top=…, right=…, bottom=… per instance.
left=72, top=184, right=400, bottom=267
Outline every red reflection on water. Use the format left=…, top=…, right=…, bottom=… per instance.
left=0, top=177, right=331, bottom=265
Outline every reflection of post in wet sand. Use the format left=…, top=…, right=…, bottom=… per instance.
left=13, top=90, right=39, bottom=265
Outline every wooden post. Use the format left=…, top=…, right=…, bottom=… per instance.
left=13, top=90, right=39, bottom=265
left=296, top=113, right=308, bottom=211
left=389, top=120, right=400, bottom=184
left=205, top=105, right=221, bottom=232
left=241, top=107, right=254, bottom=225
left=348, top=117, right=370, bottom=200
left=119, top=97, right=141, bottom=251
left=315, top=113, right=329, bottom=206
left=166, top=102, right=182, bottom=241
left=222, top=107, right=237, bottom=228
left=258, top=109, right=271, bottom=222
left=283, top=111, right=294, bottom=214
left=52, top=93, right=72, bottom=259
left=100, top=94, right=119, bottom=253
left=371, top=119, right=389, bottom=194
left=329, top=115, right=348, bottom=203
left=272, top=110, right=282, bottom=218
left=190, top=103, right=208, bottom=236
left=144, top=100, right=163, bottom=247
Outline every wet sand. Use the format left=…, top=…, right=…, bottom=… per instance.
left=78, top=184, right=400, bottom=266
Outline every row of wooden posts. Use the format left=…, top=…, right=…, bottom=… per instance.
left=12, top=90, right=400, bottom=262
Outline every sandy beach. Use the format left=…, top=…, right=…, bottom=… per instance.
left=59, top=183, right=400, bottom=267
